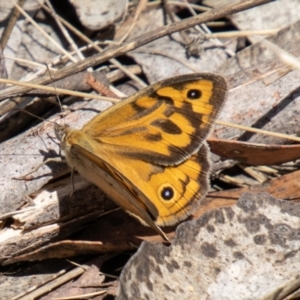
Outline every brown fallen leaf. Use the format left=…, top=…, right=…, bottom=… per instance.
left=208, top=138, right=300, bottom=166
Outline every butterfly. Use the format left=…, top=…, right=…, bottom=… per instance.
left=55, top=73, right=227, bottom=241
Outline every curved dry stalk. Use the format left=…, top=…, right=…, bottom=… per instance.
left=0, top=0, right=272, bottom=101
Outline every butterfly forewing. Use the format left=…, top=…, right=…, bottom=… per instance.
left=81, top=73, right=227, bottom=166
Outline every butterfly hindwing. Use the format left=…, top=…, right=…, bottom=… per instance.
left=68, top=140, right=210, bottom=227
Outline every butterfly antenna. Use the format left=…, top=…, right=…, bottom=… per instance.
left=12, top=108, right=57, bottom=125
left=45, top=64, right=65, bottom=126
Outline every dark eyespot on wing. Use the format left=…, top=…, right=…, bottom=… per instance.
left=161, top=186, right=174, bottom=201
left=151, top=119, right=182, bottom=135
left=187, top=89, right=202, bottom=100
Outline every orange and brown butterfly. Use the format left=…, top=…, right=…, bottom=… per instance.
left=55, top=73, right=227, bottom=241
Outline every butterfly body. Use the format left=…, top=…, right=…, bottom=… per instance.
left=57, top=73, right=227, bottom=239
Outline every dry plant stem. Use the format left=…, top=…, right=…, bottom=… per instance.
left=11, top=0, right=77, bottom=63
left=207, top=21, right=231, bottom=27
left=0, top=77, right=118, bottom=103
left=4, top=55, right=57, bottom=72
left=108, top=84, right=127, bottom=98
left=182, top=0, right=235, bottom=57
left=148, top=1, right=209, bottom=12
left=2, top=0, right=272, bottom=99
left=239, top=164, right=267, bottom=183
left=107, top=65, right=142, bottom=82
left=255, top=166, right=278, bottom=174
left=39, top=1, right=147, bottom=88
left=0, top=0, right=25, bottom=49
left=206, top=29, right=279, bottom=38
left=85, top=73, right=120, bottom=99
left=66, top=259, right=89, bottom=270
left=11, top=41, right=107, bottom=82
left=12, top=267, right=86, bottom=300
left=216, top=120, right=300, bottom=143
left=0, top=207, right=35, bottom=221
left=135, top=49, right=200, bottom=72
left=119, top=0, right=148, bottom=42
left=53, top=290, right=106, bottom=300
left=162, top=0, right=191, bottom=44
left=43, top=0, right=85, bottom=61
left=219, top=174, right=246, bottom=187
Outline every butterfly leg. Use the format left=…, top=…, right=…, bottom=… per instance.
left=69, top=167, right=75, bottom=199
left=12, top=157, right=64, bottom=180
